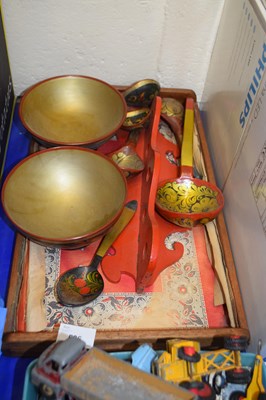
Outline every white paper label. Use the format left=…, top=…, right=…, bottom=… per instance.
left=57, top=323, right=96, bottom=348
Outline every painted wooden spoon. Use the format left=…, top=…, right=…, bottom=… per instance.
left=55, top=200, right=138, bottom=306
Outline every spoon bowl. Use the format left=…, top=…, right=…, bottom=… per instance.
left=123, top=79, right=160, bottom=108
left=110, top=145, right=144, bottom=178
left=55, top=266, right=104, bottom=306
left=156, top=176, right=224, bottom=228
left=122, top=107, right=151, bottom=130
left=161, top=97, right=184, bottom=119
left=109, top=129, right=144, bottom=178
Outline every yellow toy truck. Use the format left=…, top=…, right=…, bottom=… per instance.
left=153, top=337, right=249, bottom=383
left=153, top=336, right=252, bottom=399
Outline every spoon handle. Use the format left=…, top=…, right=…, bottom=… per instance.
left=126, top=128, right=142, bottom=147
left=96, top=200, right=138, bottom=258
left=180, top=97, right=194, bottom=175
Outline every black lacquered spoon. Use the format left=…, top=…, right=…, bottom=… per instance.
left=123, top=79, right=160, bottom=107
left=55, top=200, right=137, bottom=306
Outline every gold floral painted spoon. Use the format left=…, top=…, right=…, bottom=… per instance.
left=156, top=98, right=224, bottom=229
left=55, top=200, right=137, bottom=306
left=109, top=129, right=144, bottom=178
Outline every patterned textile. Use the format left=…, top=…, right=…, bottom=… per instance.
left=44, top=227, right=223, bottom=330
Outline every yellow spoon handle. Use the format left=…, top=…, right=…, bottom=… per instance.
left=96, top=200, right=137, bottom=258
left=180, top=97, right=195, bottom=170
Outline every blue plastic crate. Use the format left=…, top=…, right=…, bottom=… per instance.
left=22, top=352, right=266, bottom=400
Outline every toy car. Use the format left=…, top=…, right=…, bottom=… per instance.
left=31, top=336, right=87, bottom=399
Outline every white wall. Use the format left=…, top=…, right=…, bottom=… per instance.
left=1, top=0, right=224, bottom=100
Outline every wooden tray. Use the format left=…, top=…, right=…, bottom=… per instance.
left=2, top=88, right=249, bottom=357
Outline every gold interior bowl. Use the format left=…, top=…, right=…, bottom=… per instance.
left=19, top=75, right=127, bottom=148
left=1, top=147, right=127, bottom=249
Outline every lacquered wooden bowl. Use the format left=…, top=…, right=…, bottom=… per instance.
left=1, top=147, right=127, bottom=248
left=19, top=75, right=127, bottom=148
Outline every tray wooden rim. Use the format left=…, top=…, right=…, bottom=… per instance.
left=3, top=87, right=249, bottom=357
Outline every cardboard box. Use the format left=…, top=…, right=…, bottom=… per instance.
left=203, top=0, right=266, bottom=353
left=202, top=0, right=266, bottom=188
left=223, top=71, right=266, bottom=353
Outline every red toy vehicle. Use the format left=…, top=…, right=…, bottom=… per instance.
left=31, top=336, right=87, bottom=399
